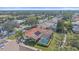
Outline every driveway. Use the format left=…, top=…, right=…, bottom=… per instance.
left=0, top=40, right=19, bottom=51
left=0, top=40, right=39, bottom=51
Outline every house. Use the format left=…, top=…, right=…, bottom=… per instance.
left=25, top=27, right=53, bottom=46
left=38, top=16, right=63, bottom=31
left=0, top=26, right=7, bottom=48
left=24, top=27, right=53, bottom=46
left=72, top=13, right=79, bottom=33
left=38, top=17, right=48, bottom=24
left=13, top=20, right=26, bottom=28
left=38, top=19, right=45, bottom=24
left=72, top=13, right=79, bottom=22
left=25, top=28, right=42, bottom=41
left=72, top=21, right=79, bottom=33
left=14, top=20, right=25, bottom=24
left=14, top=25, right=32, bottom=32
left=13, top=19, right=27, bottom=31
left=0, top=26, right=7, bottom=37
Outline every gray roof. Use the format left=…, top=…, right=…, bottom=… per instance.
left=72, top=21, right=79, bottom=25
left=72, top=21, right=79, bottom=32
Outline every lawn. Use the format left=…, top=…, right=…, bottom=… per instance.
left=66, top=32, right=79, bottom=44
left=34, top=32, right=64, bottom=51
left=7, top=34, right=16, bottom=40
left=7, top=30, right=23, bottom=40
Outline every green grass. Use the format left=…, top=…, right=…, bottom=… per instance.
left=66, top=32, right=79, bottom=42
left=34, top=32, right=64, bottom=51
left=7, top=34, right=17, bottom=40
left=58, top=32, right=79, bottom=51
left=7, top=30, right=23, bottom=40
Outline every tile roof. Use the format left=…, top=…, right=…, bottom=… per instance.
left=25, top=27, right=52, bottom=40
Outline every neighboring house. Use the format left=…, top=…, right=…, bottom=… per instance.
left=38, top=17, right=49, bottom=24
left=0, top=20, right=4, bottom=23
left=38, top=16, right=63, bottom=31
left=2, top=20, right=16, bottom=33
left=14, top=20, right=25, bottom=24
left=14, top=20, right=26, bottom=28
left=0, top=26, right=7, bottom=48
left=72, top=13, right=79, bottom=33
left=38, top=19, right=45, bottom=24
left=72, top=21, right=79, bottom=33
left=14, top=25, right=32, bottom=32
left=14, top=20, right=27, bottom=31
left=0, top=26, right=7, bottom=36
left=72, top=13, right=79, bottom=22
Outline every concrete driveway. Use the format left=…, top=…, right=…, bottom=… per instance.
left=0, top=40, right=39, bottom=51
left=0, top=40, right=19, bottom=51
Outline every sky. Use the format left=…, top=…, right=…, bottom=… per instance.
left=0, top=7, right=79, bottom=10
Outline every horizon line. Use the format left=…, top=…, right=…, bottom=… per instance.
left=0, top=7, right=79, bottom=10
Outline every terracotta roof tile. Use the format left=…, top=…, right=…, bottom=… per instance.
left=25, top=28, right=52, bottom=40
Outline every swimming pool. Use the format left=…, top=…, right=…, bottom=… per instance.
left=38, top=34, right=51, bottom=46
